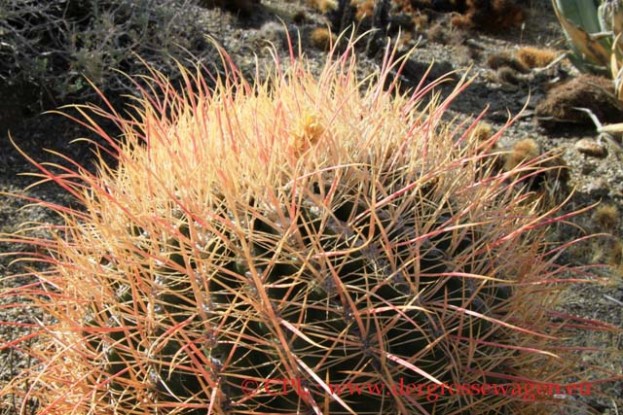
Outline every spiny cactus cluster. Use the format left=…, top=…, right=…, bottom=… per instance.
left=315, top=0, right=525, bottom=35
left=1, top=38, right=600, bottom=415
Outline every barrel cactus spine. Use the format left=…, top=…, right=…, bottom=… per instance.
left=0, top=37, right=607, bottom=415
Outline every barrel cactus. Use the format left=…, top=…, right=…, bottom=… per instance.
left=1, top=38, right=598, bottom=414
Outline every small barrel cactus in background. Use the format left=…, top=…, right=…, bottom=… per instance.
left=0, top=37, right=605, bottom=414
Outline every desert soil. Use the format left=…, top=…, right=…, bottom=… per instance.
left=0, top=0, right=622, bottom=414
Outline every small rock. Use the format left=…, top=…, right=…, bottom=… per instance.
left=575, top=138, right=608, bottom=158
left=581, top=163, right=596, bottom=175
left=585, top=177, right=610, bottom=198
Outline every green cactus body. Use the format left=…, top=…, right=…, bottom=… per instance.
left=87, top=178, right=516, bottom=415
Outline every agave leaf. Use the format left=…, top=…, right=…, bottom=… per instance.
left=611, top=34, right=620, bottom=78
left=598, top=121, right=623, bottom=133
left=559, top=19, right=611, bottom=68
left=611, top=55, right=623, bottom=99
left=599, top=0, right=623, bottom=35
left=611, top=33, right=623, bottom=97
left=553, top=0, right=612, bottom=72
left=614, top=2, right=623, bottom=34
left=599, top=0, right=614, bottom=31
left=616, top=30, right=623, bottom=49
left=554, top=0, right=602, bottom=33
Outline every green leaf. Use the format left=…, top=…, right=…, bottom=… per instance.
left=554, top=0, right=602, bottom=32
left=552, top=0, right=612, bottom=72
